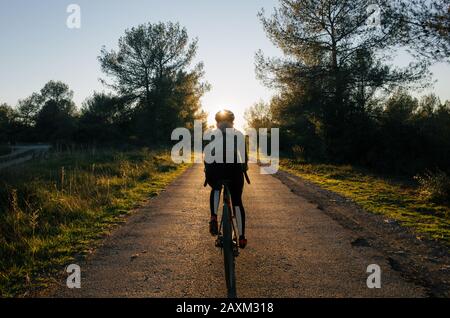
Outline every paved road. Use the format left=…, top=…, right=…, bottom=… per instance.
left=54, top=164, right=425, bottom=297
left=0, top=145, right=51, bottom=170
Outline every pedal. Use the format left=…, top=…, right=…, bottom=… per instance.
left=233, top=240, right=240, bottom=257
left=215, top=236, right=224, bottom=248
left=233, top=247, right=240, bottom=257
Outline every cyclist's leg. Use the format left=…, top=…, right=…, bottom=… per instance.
left=208, top=185, right=221, bottom=236
left=230, top=172, right=246, bottom=239
left=206, top=163, right=221, bottom=217
left=209, top=185, right=221, bottom=217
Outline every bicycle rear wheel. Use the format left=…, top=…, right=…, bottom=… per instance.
left=222, top=203, right=237, bottom=298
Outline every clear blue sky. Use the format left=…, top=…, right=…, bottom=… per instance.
left=1, top=0, right=449, bottom=130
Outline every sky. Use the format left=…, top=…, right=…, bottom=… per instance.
left=1, top=0, right=449, bottom=131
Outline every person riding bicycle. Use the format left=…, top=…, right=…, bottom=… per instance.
left=204, top=110, right=248, bottom=249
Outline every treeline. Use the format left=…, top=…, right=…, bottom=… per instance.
left=248, top=91, right=450, bottom=175
left=0, top=22, right=208, bottom=148
left=247, top=0, right=450, bottom=175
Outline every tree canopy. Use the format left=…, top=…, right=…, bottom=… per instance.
left=98, top=21, right=208, bottom=144
left=251, top=0, right=450, bottom=173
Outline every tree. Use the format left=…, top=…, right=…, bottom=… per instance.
left=387, top=0, right=450, bottom=62
left=12, top=81, right=78, bottom=144
left=98, top=22, right=208, bottom=144
left=34, top=81, right=78, bottom=146
left=373, top=91, right=450, bottom=174
left=383, top=89, right=418, bottom=123
left=245, top=100, right=273, bottom=130
left=256, top=0, right=428, bottom=161
left=39, top=81, right=76, bottom=112
left=78, top=92, right=132, bottom=144
left=0, top=103, right=18, bottom=143
left=17, top=93, right=41, bottom=127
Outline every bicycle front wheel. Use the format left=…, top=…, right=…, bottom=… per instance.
left=222, top=203, right=237, bottom=298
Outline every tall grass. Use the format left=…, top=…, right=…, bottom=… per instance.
left=0, top=148, right=186, bottom=297
left=281, top=159, right=450, bottom=245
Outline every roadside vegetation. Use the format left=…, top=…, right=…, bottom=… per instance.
left=247, top=1, right=450, bottom=247
left=281, top=159, right=450, bottom=246
left=0, top=21, right=204, bottom=298
left=0, top=148, right=188, bottom=297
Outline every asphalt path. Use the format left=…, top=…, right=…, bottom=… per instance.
left=53, top=164, right=425, bottom=297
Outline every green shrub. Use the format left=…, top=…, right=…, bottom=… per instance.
left=415, top=170, right=450, bottom=203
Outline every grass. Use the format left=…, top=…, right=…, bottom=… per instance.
left=281, top=159, right=450, bottom=245
left=0, top=148, right=189, bottom=297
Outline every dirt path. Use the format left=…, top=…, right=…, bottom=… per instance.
left=51, top=164, right=428, bottom=298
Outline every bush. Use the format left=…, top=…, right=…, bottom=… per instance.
left=415, top=169, right=450, bottom=203
left=291, top=145, right=306, bottom=161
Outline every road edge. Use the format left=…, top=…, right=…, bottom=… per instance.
left=274, top=169, right=450, bottom=297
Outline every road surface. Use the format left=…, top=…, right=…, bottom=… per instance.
left=53, top=164, right=426, bottom=297
left=0, top=145, right=51, bottom=170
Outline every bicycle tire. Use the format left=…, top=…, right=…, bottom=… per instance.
left=222, top=202, right=237, bottom=298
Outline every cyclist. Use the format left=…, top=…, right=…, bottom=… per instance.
left=204, top=110, right=248, bottom=249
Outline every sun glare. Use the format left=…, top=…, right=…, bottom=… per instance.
left=205, top=104, right=246, bottom=131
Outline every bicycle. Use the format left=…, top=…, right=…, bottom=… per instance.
left=205, top=172, right=250, bottom=298
left=215, top=180, right=239, bottom=298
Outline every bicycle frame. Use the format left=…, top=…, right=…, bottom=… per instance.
left=204, top=173, right=250, bottom=298
left=218, top=183, right=239, bottom=250
left=217, top=181, right=239, bottom=298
